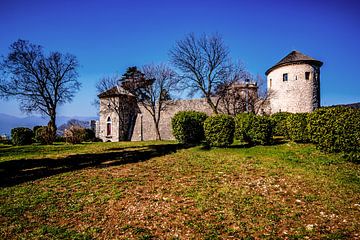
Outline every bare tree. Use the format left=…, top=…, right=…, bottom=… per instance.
left=120, top=65, right=178, bottom=140
left=0, top=39, right=80, bottom=139
left=252, top=74, right=273, bottom=115
left=170, top=33, right=231, bottom=114
left=96, top=75, right=138, bottom=141
left=215, top=63, right=253, bottom=115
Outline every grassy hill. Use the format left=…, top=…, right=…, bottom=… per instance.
left=0, top=141, right=359, bottom=239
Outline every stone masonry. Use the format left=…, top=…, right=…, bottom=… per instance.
left=266, top=51, right=322, bottom=114
left=267, top=63, right=320, bottom=113
left=131, top=99, right=214, bottom=141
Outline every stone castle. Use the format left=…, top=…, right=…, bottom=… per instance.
left=96, top=51, right=323, bottom=142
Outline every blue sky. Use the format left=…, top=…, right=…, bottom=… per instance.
left=0, top=0, right=359, bottom=117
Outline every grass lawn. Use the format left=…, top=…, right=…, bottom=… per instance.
left=0, top=140, right=359, bottom=239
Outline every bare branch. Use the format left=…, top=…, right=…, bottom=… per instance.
left=170, top=33, right=231, bottom=114
left=0, top=39, right=80, bottom=138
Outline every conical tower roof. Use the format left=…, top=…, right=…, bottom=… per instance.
left=265, top=50, right=323, bottom=75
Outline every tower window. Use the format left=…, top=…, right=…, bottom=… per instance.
left=283, top=73, right=288, bottom=81
left=270, top=79, right=272, bottom=88
left=305, top=72, right=310, bottom=80
left=106, top=116, right=112, bottom=136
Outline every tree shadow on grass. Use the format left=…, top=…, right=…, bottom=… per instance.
left=0, top=143, right=187, bottom=188
left=199, top=138, right=288, bottom=150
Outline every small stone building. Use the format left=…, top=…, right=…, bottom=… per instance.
left=98, top=86, right=140, bottom=142
left=266, top=51, right=323, bottom=114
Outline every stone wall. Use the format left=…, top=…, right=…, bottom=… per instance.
left=131, top=99, right=214, bottom=141
left=98, top=93, right=267, bottom=142
left=267, top=63, right=320, bottom=114
left=99, top=98, right=121, bottom=142
left=98, top=96, right=139, bottom=142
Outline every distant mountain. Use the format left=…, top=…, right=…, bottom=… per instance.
left=333, top=102, right=360, bottom=109
left=0, top=113, right=97, bottom=136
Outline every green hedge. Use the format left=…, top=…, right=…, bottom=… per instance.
left=234, top=113, right=255, bottom=143
left=171, top=111, right=208, bottom=144
left=286, top=113, right=310, bottom=143
left=235, top=113, right=273, bottom=145
left=247, top=115, right=273, bottom=145
left=11, top=127, right=33, bottom=145
left=34, top=126, right=54, bottom=145
left=307, top=107, right=331, bottom=144
left=204, top=114, right=234, bottom=147
left=270, top=112, right=292, bottom=137
left=83, top=129, right=96, bottom=142
left=308, top=107, right=360, bottom=160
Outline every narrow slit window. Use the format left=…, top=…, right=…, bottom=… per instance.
left=305, top=72, right=310, bottom=80
left=283, top=73, right=288, bottom=81
left=270, top=79, right=272, bottom=88
left=106, top=117, right=112, bottom=136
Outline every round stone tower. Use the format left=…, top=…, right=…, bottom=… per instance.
left=265, top=50, right=323, bottom=114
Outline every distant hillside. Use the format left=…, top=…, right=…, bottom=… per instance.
left=0, top=113, right=97, bottom=136
left=334, top=102, right=360, bottom=109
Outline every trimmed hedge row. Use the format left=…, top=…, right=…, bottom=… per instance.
left=308, top=107, right=360, bottom=159
left=171, top=106, right=359, bottom=161
left=270, top=112, right=291, bottom=137
left=286, top=113, right=310, bottom=143
left=234, top=113, right=254, bottom=143
left=271, top=106, right=360, bottom=161
left=171, top=111, right=274, bottom=147
left=171, top=111, right=208, bottom=144
left=204, top=114, right=234, bottom=147
left=248, top=115, right=273, bottom=145
left=235, top=113, right=273, bottom=145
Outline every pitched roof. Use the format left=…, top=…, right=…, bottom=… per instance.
left=265, top=50, right=323, bottom=75
left=97, top=86, right=134, bottom=98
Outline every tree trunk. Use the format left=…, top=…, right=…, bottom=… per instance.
left=155, top=125, right=162, bottom=141
left=206, top=96, right=218, bottom=114
left=153, top=116, right=162, bottom=141
left=48, top=113, right=57, bottom=142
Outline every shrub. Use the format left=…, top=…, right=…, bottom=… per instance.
left=92, top=137, right=103, bottom=142
left=308, top=107, right=360, bottom=160
left=83, top=129, right=96, bottom=142
left=55, top=135, right=66, bottom=142
left=204, top=114, right=234, bottom=147
left=286, top=113, right=310, bottom=143
left=11, top=127, right=33, bottom=145
left=270, top=112, right=292, bottom=136
left=235, top=113, right=273, bottom=145
left=247, top=115, right=273, bottom=145
left=234, top=113, right=255, bottom=143
left=64, top=126, right=86, bottom=144
left=34, top=126, right=55, bottom=145
left=171, top=111, right=208, bottom=144
left=33, top=125, right=43, bottom=134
